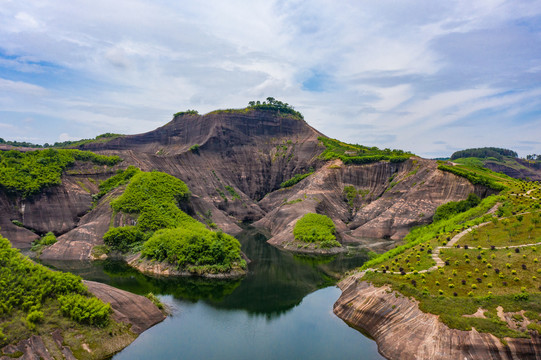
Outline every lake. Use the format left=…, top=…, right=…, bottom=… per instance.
left=44, top=228, right=384, bottom=360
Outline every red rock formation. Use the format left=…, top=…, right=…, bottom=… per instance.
left=0, top=109, right=494, bottom=257
left=333, top=278, right=541, bottom=360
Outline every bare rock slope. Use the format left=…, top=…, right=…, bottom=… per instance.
left=1, top=109, right=493, bottom=257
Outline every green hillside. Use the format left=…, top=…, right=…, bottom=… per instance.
left=354, top=162, right=541, bottom=339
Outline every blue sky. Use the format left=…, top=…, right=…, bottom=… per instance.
left=1, top=0, right=540, bottom=157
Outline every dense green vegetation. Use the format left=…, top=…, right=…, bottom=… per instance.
left=247, top=97, right=304, bottom=120
left=103, top=226, right=149, bottom=253
left=318, top=137, right=411, bottom=165
left=293, top=213, right=341, bottom=248
left=142, top=228, right=244, bottom=274
left=433, top=193, right=481, bottom=222
left=110, top=171, right=193, bottom=231
left=353, top=162, right=541, bottom=339
left=0, top=148, right=121, bottom=197
left=58, top=294, right=111, bottom=326
left=94, top=165, right=139, bottom=200
left=174, top=110, right=199, bottom=117
left=104, top=171, right=246, bottom=274
left=280, top=170, right=314, bottom=188
left=438, top=163, right=507, bottom=191
left=0, top=235, right=112, bottom=346
left=31, top=232, right=57, bottom=252
left=451, top=147, right=518, bottom=161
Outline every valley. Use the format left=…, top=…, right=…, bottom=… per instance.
left=0, top=104, right=539, bottom=359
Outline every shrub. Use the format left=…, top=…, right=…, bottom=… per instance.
left=26, top=310, right=44, bottom=323
left=58, top=294, right=111, bottom=326
left=293, top=213, right=338, bottom=245
left=103, top=226, right=148, bottom=253
left=142, top=228, right=244, bottom=272
left=280, top=171, right=314, bottom=188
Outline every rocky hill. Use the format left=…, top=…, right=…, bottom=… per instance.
left=0, top=107, right=497, bottom=259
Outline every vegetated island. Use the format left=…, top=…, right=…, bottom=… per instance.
left=334, top=159, right=541, bottom=360
left=99, top=168, right=247, bottom=279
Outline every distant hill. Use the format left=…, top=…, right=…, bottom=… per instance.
left=451, top=147, right=541, bottom=181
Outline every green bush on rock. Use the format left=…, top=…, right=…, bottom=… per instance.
left=293, top=213, right=340, bottom=247
left=142, top=228, right=245, bottom=273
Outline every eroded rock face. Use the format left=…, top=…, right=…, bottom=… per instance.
left=333, top=278, right=541, bottom=360
left=254, top=158, right=496, bottom=250
left=1, top=109, right=493, bottom=257
left=484, top=159, right=541, bottom=181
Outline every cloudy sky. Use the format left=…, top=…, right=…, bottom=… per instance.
left=1, top=0, right=540, bottom=157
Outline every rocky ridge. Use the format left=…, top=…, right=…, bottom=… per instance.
left=0, top=109, right=496, bottom=259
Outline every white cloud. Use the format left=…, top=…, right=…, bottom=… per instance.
left=0, top=0, right=539, bottom=156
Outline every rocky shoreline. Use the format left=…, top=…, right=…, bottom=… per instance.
left=126, top=253, right=247, bottom=279
left=0, top=281, right=165, bottom=360
left=333, top=276, right=541, bottom=360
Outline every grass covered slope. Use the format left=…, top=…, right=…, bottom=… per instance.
left=318, top=137, right=412, bottom=164
left=449, top=147, right=541, bottom=181
left=0, top=235, right=135, bottom=358
left=102, top=170, right=246, bottom=276
left=353, top=162, right=541, bottom=340
left=0, top=148, right=121, bottom=197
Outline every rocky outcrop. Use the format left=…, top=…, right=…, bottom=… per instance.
left=333, top=278, right=541, bottom=360
left=254, top=157, right=495, bottom=250
left=484, top=159, right=541, bottom=181
left=1, top=109, right=496, bottom=256
left=84, top=280, right=165, bottom=334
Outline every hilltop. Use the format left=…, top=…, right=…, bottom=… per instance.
left=451, top=147, right=541, bottom=181
left=0, top=102, right=495, bottom=263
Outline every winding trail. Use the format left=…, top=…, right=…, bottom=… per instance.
left=366, top=209, right=541, bottom=276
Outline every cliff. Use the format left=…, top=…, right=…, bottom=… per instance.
left=0, top=109, right=493, bottom=258
left=333, top=278, right=541, bottom=360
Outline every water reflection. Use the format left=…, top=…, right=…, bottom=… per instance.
left=42, top=227, right=370, bottom=318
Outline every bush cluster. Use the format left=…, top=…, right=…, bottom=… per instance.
left=438, top=164, right=507, bottom=191
left=103, top=226, right=149, bottom=253
left=58, top=293, right=111, bottom=327
left=110, top=171, right=191, bottom=231
left=318, top=137, right=411, bottom=165
left=0, top=148, right=121, bottom=197
left=433, top=193, right=481, bottom=222
left=142, top=227, right=244, bottom=273
left=293, top=213, right=340, bottom=247
left=280, top=171, right=314, bottom=188
left=0, top=235, right=110, bottom=337
left=247, top=97, right=304, bottom=120
left=450, top=147, right=518, bottom=161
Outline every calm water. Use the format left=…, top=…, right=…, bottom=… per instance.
left=44, top=228, right=383, bottom=360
